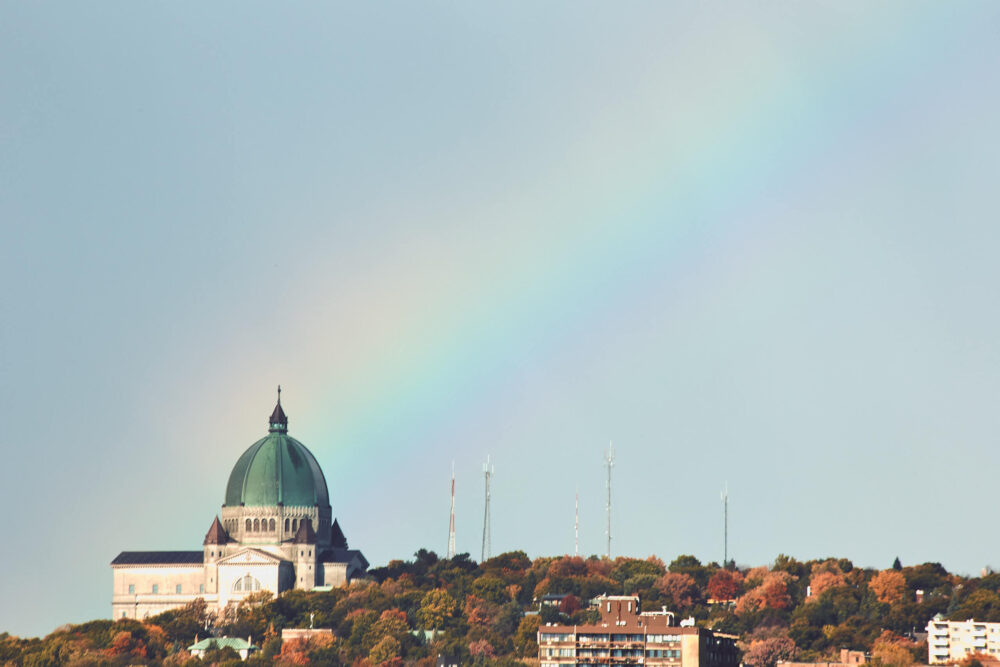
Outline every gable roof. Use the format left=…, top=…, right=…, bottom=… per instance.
left=189, top=636, right=257, bottom=651
left=217, top=547, right=285, bottom=566
left=111, top=551, right=204, bottom=566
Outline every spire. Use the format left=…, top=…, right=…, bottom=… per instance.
left=330, top=518, right=348, bottom=549
left=269, top=385, right=288, bottom=433
left=293, top=517, right=317, bottom=544
left=203, top=516, right=231, bottom=545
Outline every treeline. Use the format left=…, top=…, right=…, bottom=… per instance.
left=3, top=550, right=999, bottom=667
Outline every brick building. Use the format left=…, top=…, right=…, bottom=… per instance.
left=538, top=595, right=738, bottom=667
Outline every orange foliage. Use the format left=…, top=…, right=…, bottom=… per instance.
left=708, top=569, right=743, bottom=601
left=808, top=571, right=847, bottom=600
left=872, top=630, right=917, bottom=667
left=655, top=573, right=699, bottom=610
left=736, top=571, right=793, bottom=614
left=869, top=570, right=907, bottom=604
left=549, top=556, right=588, bottom=578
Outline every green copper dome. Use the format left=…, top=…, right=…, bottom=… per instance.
left=224, top=392, right=330, bottom=508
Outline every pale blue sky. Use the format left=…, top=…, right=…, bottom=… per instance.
left=3, top=1, right=1000, bottom=638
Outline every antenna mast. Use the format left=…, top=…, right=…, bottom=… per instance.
left=721, top=483, right=729, bottom=567
left=605, top=444, right=614, bottom=559
left=447, top=462, right=456, bottom=559
left=481, top=456, right=493, bottom=562
left=575, top=490, right=579, bottom=557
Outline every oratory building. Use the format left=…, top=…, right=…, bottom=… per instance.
left=111, top=392, right=368, bottom=620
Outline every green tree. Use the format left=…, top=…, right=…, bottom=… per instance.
left=418, top=589, right=458, bottom=629
left=369, top=635, right=401, bottom=664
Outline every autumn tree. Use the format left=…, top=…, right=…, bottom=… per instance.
left=469, top=639, right=496, bottom=658
left=417, top=589, right=458, bottom=629
left=708, top=569, right=743, bottom=601
left=742, top=635, right=797, bottom=667
left=656, top=573, right=700, bottom=610
left=369, top=635, right=401, bottom=664
left=869, top=570, right=907, bottom=605
left=872, top=630, right=916, bottom=667
left=809, top=571, right=847, bottom=600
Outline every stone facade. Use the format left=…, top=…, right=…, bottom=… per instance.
left=111, top=394, right=368, bottom=620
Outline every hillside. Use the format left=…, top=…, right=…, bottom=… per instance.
left=2, top=551, right=991, bottom=667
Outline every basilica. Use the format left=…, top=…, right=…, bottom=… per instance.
left=111, top=391, right=368, bottom=620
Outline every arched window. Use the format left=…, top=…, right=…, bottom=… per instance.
left=292, top=518, right=298, bottom=531
left=253, top=518, right=260, bottom=532
left=284, top=518, right=289, bottom=532
left=233, top=574, right=261, bottom=593
left=269, top=518, right=276, bottom=532
left=245, top=519, right=251, bottom=532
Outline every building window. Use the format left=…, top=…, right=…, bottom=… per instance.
left=253, top=518, right=260, bottom=531
left=128, top=584, right=135, bottom=594
left=200, top=584, right=204, bottom=593
left=152, top=584, right=158, bottom=594
left=232, top=574, right=262, bottom=593
left=284, top=518, right=290, bottom=532
left=269, top=518, right=276, bottom=532
left=292, top=518, right=298, bottom=531
left=246, top=519, right=252, bottom=532
left=176, top=584, right=182, bottom=594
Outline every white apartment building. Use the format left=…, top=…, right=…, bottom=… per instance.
left=927, top=615, right=1000, bottom=664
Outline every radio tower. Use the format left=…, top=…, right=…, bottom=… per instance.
left=447, top=462, right=456, bottom=559
left=605, top=444, right=614, bottom=559
left=575, top=490, right=580, bottom=557
left=481, top=456, right=493, bottom=563
left=721, top=483, right=729, bottom=567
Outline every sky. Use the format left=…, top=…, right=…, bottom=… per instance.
left=2, top=0, right=1000, bottom=639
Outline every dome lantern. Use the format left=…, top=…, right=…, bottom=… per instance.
left=269, top=385, right=288, bottom=433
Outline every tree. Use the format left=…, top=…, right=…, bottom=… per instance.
left=870, top=570, right=907, bottom=605
left=469, top=639, right=496, bottom=658
left=514, top=615, right=541, bottom=657
left=949, top=589, right=1000, bottom=622
left=655, top=573, right=700, bottom=610
left=708, top=569, right=742, bottom=601
left=893, top=557, right=902, bottom=571
left=872, top=630, right=916, bottom=667
left=369, top=635, right=401, bottom=664
left=417, top=589, right=458, bottom=630
left=742, top=636, right=796, bottom=667
left=559, top=594, right=581, bottom=615
left=809, top=571, right=847, bottom=600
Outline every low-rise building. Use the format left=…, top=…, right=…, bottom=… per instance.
left=779, top=649, right=867, bottom=667
left=188, top=636, right=258, bottom=660
left=537, top=594, right=738, bottom=667
left=927, top=615, right=1000, bottom=664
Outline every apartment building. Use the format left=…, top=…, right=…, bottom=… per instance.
left=538, top=595, right=738, bottom=667
left=927, top=615, right=1000, bottom=664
